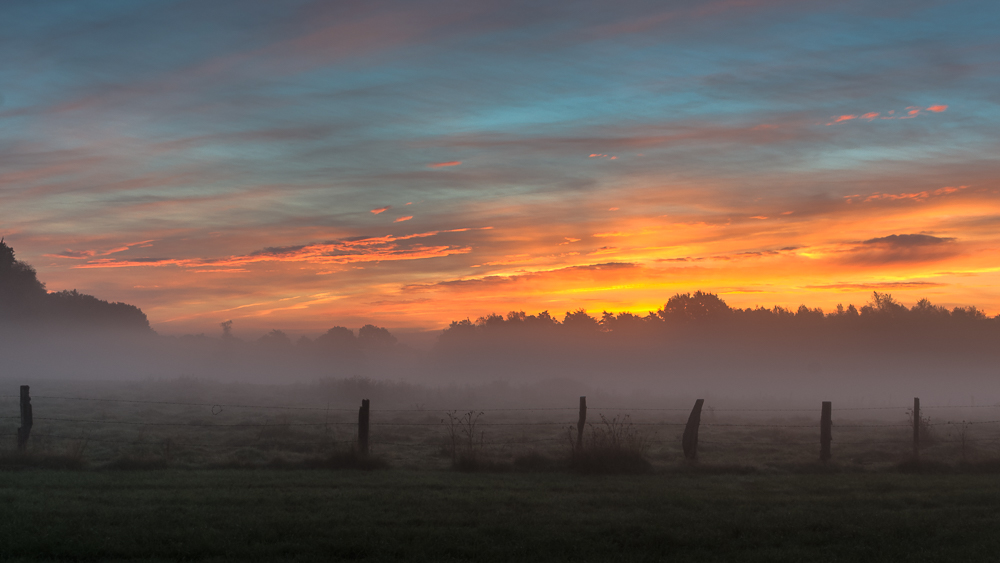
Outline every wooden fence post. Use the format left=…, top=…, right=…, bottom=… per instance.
left=17, top=385, right=32, bottom=451
left=912, top=397, right=920, bottom=460
left=358, top=399, right=370, bottom=455
left=576, top=396, right=587, bottom=451
left=820, top=401, right=832, bottom=461
left=682, top=399, right=704, bottom=460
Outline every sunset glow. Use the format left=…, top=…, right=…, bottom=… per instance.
left=2, top=1, right=998, bottom=338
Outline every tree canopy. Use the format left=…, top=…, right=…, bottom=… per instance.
left=0, top=239, right=151, bottom=331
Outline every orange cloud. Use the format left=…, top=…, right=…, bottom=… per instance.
left=394, top=216, right=413, bottom=223
left=71, top=230, right=472, bottom=270
left=845, top=185, right=967, bottom=204
left=828, top=115, right=856, bottom=125
left=428, top=161, right=461, bottom=168
left=826, top=106, right=947, bottom=125
left=44, top=239, right=156, bottom=260
left=371, top=206, right=390, bottom=214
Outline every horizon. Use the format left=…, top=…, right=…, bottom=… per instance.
left=3, top=0, right=998, bottom=336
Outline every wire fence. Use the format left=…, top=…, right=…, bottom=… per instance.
left=4, top=390, right=1000, bottom=468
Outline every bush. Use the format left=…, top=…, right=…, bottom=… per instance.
left=569, top=414, right=652, bottom=474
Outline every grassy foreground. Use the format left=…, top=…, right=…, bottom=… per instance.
left=2, top=470, right=1000, bottom=562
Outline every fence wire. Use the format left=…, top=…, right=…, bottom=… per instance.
left=7, top=392, right=1000, bottom=467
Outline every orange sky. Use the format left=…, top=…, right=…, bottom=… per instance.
left=3, top=2, right=998, bottom=338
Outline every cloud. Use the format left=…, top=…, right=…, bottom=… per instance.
left=71, top=230, right=473, bottom=269
left=405, top=262, right=639, bottom=292
left=394, top=216, right=413, bottom=223
left=805, top=281, right=946, bottom=291
left=844, top=185, right=967, bottom=204
left=841, top=233, right=959, bottom=265
left=47, top=249, right=96, bottom=259
left=862, top=234, right=955, bottom=247
left=370, top=206, right=391, bottom=214
left=427, top=161, right=462, bottom=168
left=44, top=239, right=156, bottom=260
left=826, top=105, right=949, bottom=125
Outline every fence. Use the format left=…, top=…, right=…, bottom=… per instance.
left=5, top=385, right=1000, bottom=469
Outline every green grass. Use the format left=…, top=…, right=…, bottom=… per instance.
left=2, top=470, right=1000, bottom=561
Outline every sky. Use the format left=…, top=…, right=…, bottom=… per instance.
left=2, top=0, right=999, bottom=338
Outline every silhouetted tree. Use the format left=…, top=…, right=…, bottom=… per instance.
left=1, top=239, right=150, bottom=330
left=258, top=329, right=293, bottom=350
left=358, top=324, right=397, bottom=349
left=658, top=291, right=732, bottom=322
left=911, top=298, right=950, bottom=318
left=0, top=238, right=48, bottom=319
left=563, top=309, right=599, bottom=332
left=314, top=326, right=361, bottom=358
left=861, top=291, right=907, bottom=319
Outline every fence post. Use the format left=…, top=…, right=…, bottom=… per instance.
left=820, top=401, right=832, bottom=461
left=17, top=385, right=32, bottom=451
left=682, top=399, right=704, bottom=460
left=358, top=399, right=370, bottom=455
left=912, top=397, right=920, bottom=460
left=576, top=396, right=587, bottom=451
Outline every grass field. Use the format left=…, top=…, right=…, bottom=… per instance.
left=3, top=470, right=1000, bottom=561
left=4, top=380, right=1000, bottom=560
left=5, top=378, right=1000, bottom=472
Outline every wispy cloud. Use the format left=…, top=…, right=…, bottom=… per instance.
left=3, top=1, right=997, bottom=333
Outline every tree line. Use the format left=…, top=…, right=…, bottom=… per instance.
left=439, top=289, right=995, bottom=341
left=0, top=239, right=150, bottom=331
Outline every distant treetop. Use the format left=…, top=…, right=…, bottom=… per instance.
left=0, top=239, right=151, bottom=332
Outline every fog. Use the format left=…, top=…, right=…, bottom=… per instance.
left=3, top=239, right=999, bottom=410
left=2, top=302, right=998, bottom=411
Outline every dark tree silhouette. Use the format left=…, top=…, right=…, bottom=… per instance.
left=658, top=291, right=732, bottom=322
left=258, top=329, right=293, bottom=350
left=0, top=238, right=48, bottom=319
left=0, top=239, right=151, bottom=331
left=358, top=324, right=397, bottom=349
left=313, top=326, right=362, bottom=358
left=563, top=309, right=600, bottom=332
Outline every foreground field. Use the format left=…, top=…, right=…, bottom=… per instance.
left=6, top=378, right=999, bottom=471
left=2, top=470, right=1000, bottom=562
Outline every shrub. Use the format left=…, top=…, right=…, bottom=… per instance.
left=569, top=414, right=652, bottom=474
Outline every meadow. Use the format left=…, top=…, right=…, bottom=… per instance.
left=3, top=377, right=999, bottom=472
left=4, top=470, right=1000, bottom=561
left=4, top=378, right=1000, bottom=561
